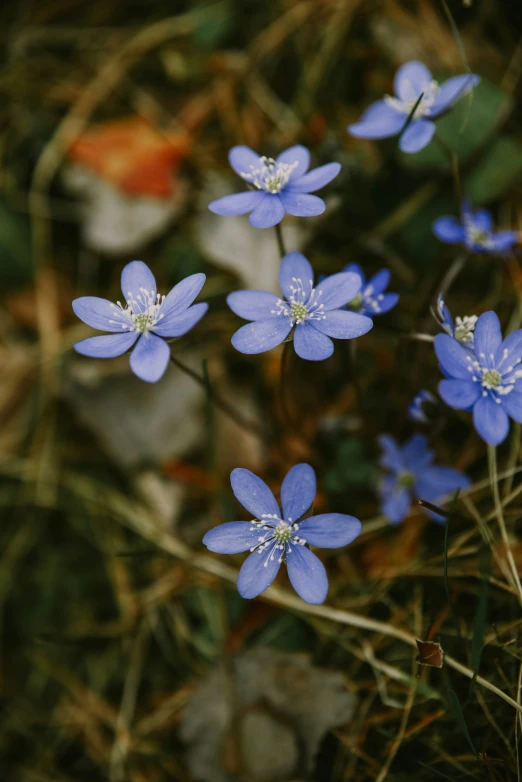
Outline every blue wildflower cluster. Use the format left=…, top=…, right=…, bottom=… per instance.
left=71, top=57, right=522, bottom=606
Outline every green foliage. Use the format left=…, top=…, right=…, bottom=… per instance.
left=0, top=203, right=32, bottom=290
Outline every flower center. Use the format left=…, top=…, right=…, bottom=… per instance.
left=240, top=156, right=298, bottom=193
left=109, top=287, right=165, bottom=334
left=348, top=294, right=362, bottom=309
left=271, top=277, right=327, bottom=325
left=454, top=315, right=478, bottom=346
left=397, top=471, right=415, bottom=489
left=384, top=80, right=440, bottom=120
left=273, top=522, right=293, bottom=543
left=482, top=369, right=502, bottom=388
left=290, top=302, right=308, bottom=322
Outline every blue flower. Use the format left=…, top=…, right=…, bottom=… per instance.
left=408, top=390, right=437, bottom=423
left=378, top=434, right=470, bottom=524
left=348, top=61, right=480, bottom=153
left=434, top=292, right=477, bottom=349
left=435, top=311, right=522, bottom=445
left=342, top=263, right=399, bottom=317
left=208, top=145, right=341, bottom=228
left=73, top=261, right=208, bottom=383
left=433, top=201, right=518, bottom=254
left=202, top=464, right=362, bottom=603
left=227, top=252, right=373, bottom=361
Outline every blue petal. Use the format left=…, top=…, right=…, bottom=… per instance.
left=297, top=513, right=362, bottom=548
left=314, top=272, right=362, bottom=311
left=366, top=268, right=390, bottom=296
left=228, top=146, right=261, bottom=176
left=227, top=290, right=281, bottom=321
left=279, top=191, right=325, bottom=217
left=401, top=434, right=433, bottom=471
left=474, top=311, right=502, bottom=362
left=489, top=231, right=518, bottom=253
left=293, top=322, right=333, bottom=361
left=394, top=61, right=432, bottom=101
left=237, top=546, right=282, bottom=599
left=285, top=163, right=341, bottom=193
left=433, top=217, right=465, bottom=244
left=380, top=477, right=411, bottom=525
left=416, top=467, right=470, bottom=505
left=348, top=100, right=406, bottom=139
left=428, top=74, right=480, bottom=118
left=72, top=297, right=122, bottom=331
left=495, top=329, right=522, bottom=366
left=159, top=273, right=206, bottom=324
left=249, top=194, right=285, bottom=228
left=473, top=396, right=510, bottom=445
left=279, top=252, right=314, bottom=301
left=230, top=467, right=281, bottom=519
left=343, top=263, right=365, bottom=283
left=74, top=331, right=138, bottom=358
left=129, top=332, right=170, bottom=383
left=502, top=391, right=522, bottom=423
left=231, top=318, right=292, bottom=354
left=312, top=310, right=373, bottom=339
left=434, top=334, right=473, bottom=380
left=121, top=261, right=156, bottom=303
left=374, top=293, right=399, bottom=315
left=399, top=119, right=436, bottom=153
left=378, top=435, right=403, bottom=472
left=472, top=209, right=493, bottom=233
left=208, top=191, right=265, bottom=216
left=286, top=546, right=328, bottom=604
left=276, top=145, right=310, bottom=179
left=203, top=522, right=266, bottom=554
left=153, top=302, right=208, bottom=338
left=439, top=379, right=481, bottom=410
left=281, top=463, right=316, bottom=524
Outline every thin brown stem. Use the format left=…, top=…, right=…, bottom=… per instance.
left=169, top=354, right=265, bottom=440
left=275, top=222, right=286, bottom=257
left=278, top=339, right=294, bottom=426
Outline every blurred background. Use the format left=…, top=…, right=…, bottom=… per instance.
left=1, top=0, right=522, bottom=779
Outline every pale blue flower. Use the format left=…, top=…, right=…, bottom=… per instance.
left=378, top=434, right=470, bottom=524
left=227, top=252, right=373, bottom=361
left=73, top=261, right=207, bottom=383
left=433, top=201, right=518, bottom=254
left=208, top=146, right=341, bottom=228
left=435, top=311, right=522, bottom=445
left=348, top=61, right=480, bottom=153
left=342, top=263, right=399, bottom=317
left=409, top=390, right=437, bottom=423
left=203, top=464, right=362, bottom=603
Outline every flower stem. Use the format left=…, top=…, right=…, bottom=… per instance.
left=169, top=354, right=265, bottom=440
left=434, top=134, right=462, bottom=209
left=487, top=444, right=522, bottom=605
left=278, top=339, right=294, bottom=426
left=275, top=223, right=286, bottom=257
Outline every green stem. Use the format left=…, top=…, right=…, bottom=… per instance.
left=169, top=354, right=265, bottom=441
left=487, top=444, right=522, bottom=605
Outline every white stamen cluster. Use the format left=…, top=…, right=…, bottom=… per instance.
left=466, top=348, right=522, bottom=403
left=454, top=315, right=478, bottom=345
left=384, top=79, right=440, bottom=120
left=352, top=283, right=385, bottom=314
left=109, top=287, right=165, bottom=334
left=271, top=277, right=326, bottom=326
left=249, top=513, right=306, bottom=568
left=240, top=156, right=299, bottom=193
